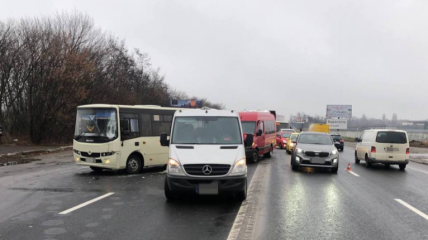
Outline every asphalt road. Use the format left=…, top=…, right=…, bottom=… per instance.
left=1, top=147, right=428, bottom=240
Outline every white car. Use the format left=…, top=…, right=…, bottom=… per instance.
left=355, top=129, right=409, bottom=170
left=160, top=108, right=253, bottom=201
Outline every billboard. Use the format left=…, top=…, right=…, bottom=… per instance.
left=326, top=105, right=352, bottom=118
left=170, top=99, right=203, bottom=108
left=327, top=119, right=348, bottom=129
left=171, top=99, right=202, bottom=108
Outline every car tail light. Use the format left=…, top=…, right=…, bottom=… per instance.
left=340, top=139, right=344, bottom=143
left=371, top=146, right=376, bottom=153
left=406, top=148, right=410, bottom=155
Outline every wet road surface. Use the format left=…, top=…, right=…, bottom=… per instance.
left=1, top=147, right=428, bottom=239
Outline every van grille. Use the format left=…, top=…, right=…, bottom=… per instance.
left=305, top=151, right=329, bottom=158
left=183, top=164, right=231, bottom=176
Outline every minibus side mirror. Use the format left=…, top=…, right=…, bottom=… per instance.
left=245, top=134, right=254, bottom=147
left=256, top=129, right=262, bottom=137
left=160, top=133, right=169, bottom=147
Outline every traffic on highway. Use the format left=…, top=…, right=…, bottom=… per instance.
left=1, top=105, right=428, bottom=240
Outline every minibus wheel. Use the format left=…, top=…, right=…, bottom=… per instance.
left=126, top=155, right=142, bottom=174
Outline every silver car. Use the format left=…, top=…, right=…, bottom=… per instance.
left=291, top=132, right=339, bottom=173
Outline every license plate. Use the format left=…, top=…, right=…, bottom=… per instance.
left=86, top=157, right=95, bottom=163
left=386, top=147, right=394, bottom=152
left=198, top=181, right=218, bottom=195
left=311, top=158, right=325, bottom=164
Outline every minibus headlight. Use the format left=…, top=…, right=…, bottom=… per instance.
left=231, top=159, right=247, bottom=175
left=168, top=159, right=185, bottom=176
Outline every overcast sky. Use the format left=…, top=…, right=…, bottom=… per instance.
left=1, top=0, right=427, bottom=120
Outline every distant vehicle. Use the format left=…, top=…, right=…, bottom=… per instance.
left=309, top=123, right=330, bottom=133
left=73, top=104, right=177, bottom=174
left=280, top=128, right=296, bottom=133
left=276, top=131, right=292, bottom=149
left=160, top=108, right=251, bottom=201
left=0, top=124, right=2, bottom=143
left=355, top=129, right=409, bottom=170
left=276, top=121, right=290, bottom=132
left=239, top=111, right=277, bottom=163
left=331, top=133, right=344, bottom=151
left=291, top=132, right=339, bottom=173
left=286, top=133, right=299, bottom=154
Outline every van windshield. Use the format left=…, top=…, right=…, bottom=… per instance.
left=376, top=131, right=407, bottom=144
left=171, top=117, right=242, bottom=144
left=241, top=121, right=256, bottom=134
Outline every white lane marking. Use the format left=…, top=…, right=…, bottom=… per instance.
left=348, top=170, right=360, bottom=177
left=395, top=199, right=428, bottom=221
left=407, top=167, right=428, bottom=175
left=59, top=192, right=115, bottom=215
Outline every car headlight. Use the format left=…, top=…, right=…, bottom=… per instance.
left=231, top=159, right=247, bottom=175
left=167, top=159, right=185, bottom=176
left=289, top=143, right=294, bottom=146
left=332, top=149, right=338, bottom=155
left=296, top=148, right=303, bottom=153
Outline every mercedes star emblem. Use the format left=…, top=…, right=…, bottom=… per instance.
left=202, top=165, right=212, bottom=175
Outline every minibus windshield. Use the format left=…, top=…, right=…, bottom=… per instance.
left=172, top=117, right=242, bottom=144
left=74, top=108, right=118, bottom=143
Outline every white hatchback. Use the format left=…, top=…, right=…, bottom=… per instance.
left=355, top=129, right=410, bottom=170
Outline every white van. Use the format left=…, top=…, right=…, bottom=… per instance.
left=355, top=129, right=410, bottom=170
left=160, top=108, right=253, bottom=201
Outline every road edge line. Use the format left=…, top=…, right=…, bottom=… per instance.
left=227, top=161, right=269, bottom=240
left=59, top=192, right=115, bottom=215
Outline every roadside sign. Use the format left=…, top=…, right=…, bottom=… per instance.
left=327, top=119, right=348, bottom=129
left=326, top=105, right=352, bottom=119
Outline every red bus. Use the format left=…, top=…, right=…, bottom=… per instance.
left=239, top=111, right=277, bottom=163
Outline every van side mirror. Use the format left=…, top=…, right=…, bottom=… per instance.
left=160, top=133, right=169, bottom=147
left=256, top=129, right=262, bottom=137
left=245, top=134, right=254, bottom=147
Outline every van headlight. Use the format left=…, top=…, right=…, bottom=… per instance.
left=230, top=159, right=247, bottom=175
left=167, top=159, right=185, bottom=176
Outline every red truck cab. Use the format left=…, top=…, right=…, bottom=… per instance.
left=239, top=111, right=277, bottom=163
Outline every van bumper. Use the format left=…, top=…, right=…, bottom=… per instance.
left=369, top=158, right=409, bottom=165
left=166, top=175, right=246, bottom=193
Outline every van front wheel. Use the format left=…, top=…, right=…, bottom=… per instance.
left=236, top=179, right=247, bottom=201
left=264, top=146, right=273, bottom=158
left=164, top=177, right=176, bottom=201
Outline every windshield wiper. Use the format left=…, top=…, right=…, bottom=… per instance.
left=96, top=136, right=112, bottom=142
left=74, top=132, right=85, bottom=141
